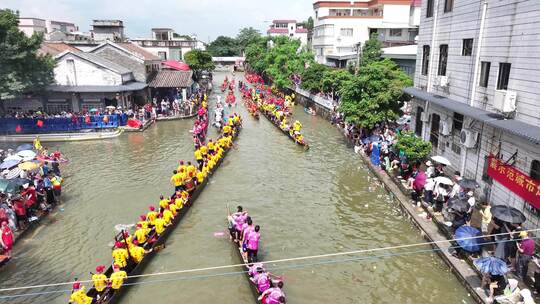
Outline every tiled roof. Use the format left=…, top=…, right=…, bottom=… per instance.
left=273, top=19, right=296, bottom=23
left=38, top=42, right=80, bottom=56
left=55, top=51, right=132, bottom=75
left=116, top=42, right=160, bottom=60
left=267, top=28, right=289, bottom=34
left=48, top=82, right=147, bottom=93
left=296, top=28, right=309, bottom=33
left=148, top=70, right=193, bottom=88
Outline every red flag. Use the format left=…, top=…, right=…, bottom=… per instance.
left=15, top=125, right=22, bottom=133
left=36, top=120, right=44, bottom=127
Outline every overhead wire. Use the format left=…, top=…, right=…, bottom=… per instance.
left=0, top=229, right=536, bottom=300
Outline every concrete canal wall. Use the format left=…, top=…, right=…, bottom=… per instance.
left=290, top=87, right=488, bottom=304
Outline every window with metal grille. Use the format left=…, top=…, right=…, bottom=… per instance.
left=430, top=113, right=440, bottom=148
left=462, top=39, right=473, bottom=56
left=426, top=0, right=434, bottom=17
left=422, top=45, right=430, bottom=76
left=479, top=62, right=491, bottom=88
left=444, top=0, right=454, bottom=12
left=531, top=160, right=540, bottom=181
left=497, top=63, right=511, bottom=90
left=438, top=44, right=448, bottom=76
left=415, top=107, right=424, bottom=136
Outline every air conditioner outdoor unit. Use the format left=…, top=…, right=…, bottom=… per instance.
left=441, top=119, right=453, bottom=136
left=493, top=90, right=517, bottom=113
left=460, top=129, right=478, bottom=148
left=420, top=112, right=430, bottom=122
left=439, top=76, right=449, bottom=87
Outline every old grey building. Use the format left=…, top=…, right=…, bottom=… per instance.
left=407, top=0, right=540, bottom=226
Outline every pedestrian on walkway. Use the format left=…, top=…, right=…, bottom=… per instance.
left=480, top=201, right=492, bottom=233
left=516, top=231, right=535, bottom=280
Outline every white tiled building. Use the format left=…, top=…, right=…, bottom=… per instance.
left=267, top=20, right=309, bottom=46
left=407, top=0, right=540, bottom=226
left=312, top=0, right=421, bottom=67
left=131, top=28, right=204, bottom=61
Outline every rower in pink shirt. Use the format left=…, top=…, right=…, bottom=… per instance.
left=247, top=225, right=260, bottom=263
left=259, top=281, right=285, bottom=304
left=252, top=268, right=270, bottom=294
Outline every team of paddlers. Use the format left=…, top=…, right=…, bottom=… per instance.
left=68, top=113, right=243, bottom=304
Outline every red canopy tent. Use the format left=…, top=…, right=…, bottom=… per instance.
left=161, top=60, right=190, bottom=71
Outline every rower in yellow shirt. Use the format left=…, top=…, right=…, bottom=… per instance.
left=110, top=264, right=127, bottom=290
left=170, top=170, right=184, bottom=192
left=159, top=195, right=170, bottom=213
left=207, top=140, right=215, bottom=154
left=186, top=161, right=196, bottom=176
left=194, top=148, right=203, bottom=170
left=163, top=208, right=174, bottom=225
left=129, top=240, right=146, bottom=264
left=146, top=206, right=158, bottom=227
left=196, top=170, right=205, bottom=184
left=200, top=145, right=208, bottom=159
left=92, top=265, right=107, bottom=294
left=134, top=224, right=149, bottom=244
left=169, top=202, right=179, bottom=216
left=223, top=124, right=232, bottom=136
left=154, top=214, right=167, bottom=235
left=176, top=160, right=187, bottom=174
left=69, top=286, right=92, bottom=304
left=112, top=242, right=129, bottom=268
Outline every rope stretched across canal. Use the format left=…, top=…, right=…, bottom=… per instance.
left=0, top=228, right=538, bottom=296
left=0, top=235, right=536, bottom=300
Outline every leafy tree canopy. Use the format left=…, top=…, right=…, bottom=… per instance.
left=184, top=49, right=215, bottom=79
left=339, top=59, right=412, bottom=128
left=361, top=33, right=383, bottom=66
left=300, top=63, right=328, bottom=93
left=207, top=36, right=239, bottom=57
left=395, top=131, right=432, bottom=163
left=0, top=9, right=54, bottom=100
left=236, top=27, right=260, bottom=53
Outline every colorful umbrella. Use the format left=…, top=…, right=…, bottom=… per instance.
left=4, top=167, right=22, bottom=180
left=434, top=176, right=453, bottom=186
left=459, top=178, right=480, bottom=189
left=455, top=225, right=482, bottom=252
left=0, top=159, right=21, bottom=170
left=3, top=155, right=22, bottom=162
left=17, top=150, right=36, bottom=160
left=18, top=162, right=40, bottom=171
left=448, top=197, right=470, bottom=213
left=0, top=178, right=30, bottom=194
left=491, top=205, right=526, bottom=224
left=16, top=144, right=33, bottom=152
left=474, top=256, right=508, bottom=275
left=431, top=155, right=451, bottom=166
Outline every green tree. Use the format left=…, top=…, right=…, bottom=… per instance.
left=395, top=131, right=432, bottom=162
left=298, top=17, right=314, bottom=31
left=0, top=9, right=54, bottom=101
left=300, top=63, right=328, bottom=92
left=339, top=59, right=412, bottom=128
left=236, top=27, right=260, bottom=53
left=207, top=36, right=239, bottom=57
left=184, top=49, right=215, bottom=79
left=321, top=69, right=353, bottom=99
left=361, top=33, right=383, bottom=66
left=244, top=36, right=268, bottom=74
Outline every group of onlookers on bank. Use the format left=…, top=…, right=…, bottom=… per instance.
left=0, top=141, right=64, bottom=259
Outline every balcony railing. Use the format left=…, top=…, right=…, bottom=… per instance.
left=133, top=40, right=197, bottom=48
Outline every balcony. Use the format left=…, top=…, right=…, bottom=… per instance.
left=132, top=39, right=197, bottom=48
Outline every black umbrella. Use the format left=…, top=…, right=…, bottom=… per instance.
left=448, top=197, right=470, bottom=213
left=459, top=178, right=480, bottom=189
left=491, top=205, right=526, bottom=224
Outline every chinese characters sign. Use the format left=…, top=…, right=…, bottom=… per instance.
left=487, top=155, right=540, bottom=208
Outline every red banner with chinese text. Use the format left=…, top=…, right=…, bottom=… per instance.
left=487, top=155, right=540, bottom=208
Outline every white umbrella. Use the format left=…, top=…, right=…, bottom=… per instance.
left=5, top=167, right=22, bottom=180
left=431, top=155, right=451, bottom=166
left=434, top=176, right=454, bottom=186
left=3, top=154, right=22, bottom=162
left=17, top=150, right=36, bottom=160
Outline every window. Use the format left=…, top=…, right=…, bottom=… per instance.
left=329, top=9, right=351, bottom=17
left=157, top=51, right=167, bottom=60
left=422, top=45, right=430, bottom=76
left=479, top=62, right=491, bottom=88
left=415, top=107, right=424, bottom=136
left=462, top=39, right=473, bottom=56
left=531, top=160, right=540, bottom=181
left=451, top=112, right=463, bottom=154
left=340, top=28, right=353, bottom=36
left=426, top=0, right=434, bottom=17
left=497, top=63, right=511, bottom=90
left=430, top=113, right=440, bottom=148
left=438, top=44, right=448, bottom=76
left=389, top=29, right=402, bottom=37
left=444, top=0, right=454, bottom=12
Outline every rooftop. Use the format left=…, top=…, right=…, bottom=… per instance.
left=382, top=44, right=417, bottom=60
left=148, top=70, right=193, bottom=88
left=267, top=28, right=289, bottom=34
left=273, top=19, right=297, bottom=24
left=38, top=42, right=80, bottom=56
left=55, top=51, right=132, bottom=75
left=296, top=28, right=309, bottom=33
left=92, top=20, right=124, bottom=27
left=313, top=0, right=413, bottom=8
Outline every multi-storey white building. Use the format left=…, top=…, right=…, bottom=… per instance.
left=91, top=20, right=125, bottom=42
left=407, top=0, right=540, bottom=226
left=312, top=0, right=421, bottom=67
left=131, top=28, right=205, bottom=61
left=267, top=20, right=309, bottom=46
